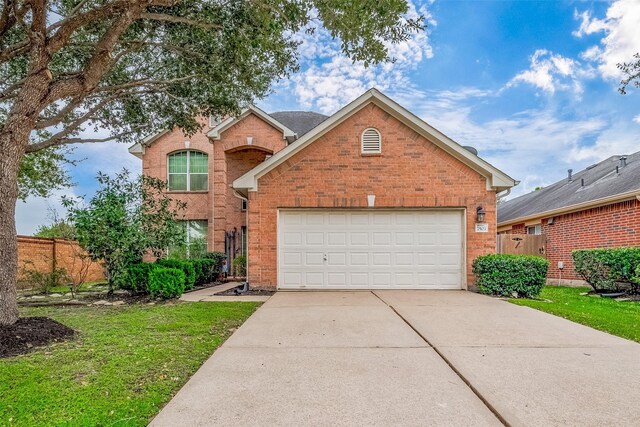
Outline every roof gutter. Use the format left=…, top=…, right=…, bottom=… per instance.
left=498, top=190, right=640, bottom=227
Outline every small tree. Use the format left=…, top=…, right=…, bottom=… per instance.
left=34, top=208, right=77, bottom=239
left=66, top=243, right=92, bottom=298
left=64, top=169, right=185, bottom=291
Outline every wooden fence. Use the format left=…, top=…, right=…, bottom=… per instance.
left=17, top=236, right=105, bottom=288
left=497, top=234, right=547, bottom=257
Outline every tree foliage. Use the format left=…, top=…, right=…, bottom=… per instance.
left=618, top=52, right=640, bottom=94
left=34, top=208, right=76, bottom=239
left=63, top=169, right=185, bottom=290
left=18, top=146, right=75, bottom=201
left=0, top=0, right=425, bottom=325
left=0, top=0, right=424, bottom=152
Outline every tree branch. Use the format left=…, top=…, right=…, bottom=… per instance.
left=139, top=12, right=222, bottom=30
left=26, top=132, right=134, bottom=152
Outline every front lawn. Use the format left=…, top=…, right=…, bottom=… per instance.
left=510, top=286, right=640, bottom=343
left=0, top=302, right=259, bottom=426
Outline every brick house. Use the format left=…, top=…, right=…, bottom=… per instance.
left=130, top=89, right=515, bottom=289
left=498, top=152, right=640, bottom=284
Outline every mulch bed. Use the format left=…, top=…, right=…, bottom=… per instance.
left=0, top=317, right=75, bottom=358
left=217, top=287, right=275, bottom=296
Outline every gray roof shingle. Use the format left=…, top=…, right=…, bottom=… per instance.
left=269, top=111, right=328, bottom=137
left=498, top=151, right=640, bottom=224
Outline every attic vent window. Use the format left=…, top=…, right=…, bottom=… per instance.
left=361, top=128, right=381, bottom=154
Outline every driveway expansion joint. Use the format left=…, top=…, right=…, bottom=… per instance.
left=371, top=291, right=510, bottom=427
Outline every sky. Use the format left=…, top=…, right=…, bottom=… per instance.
left=15, top=0, right=640, bottom=235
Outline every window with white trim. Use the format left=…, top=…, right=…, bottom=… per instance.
left=241, top=199, right=247, bottom=211
left=527, top=224, right=542, bottom=235
left=361, top=128, right=382, bottom=154
left=168, top=150, right=208, bottom=191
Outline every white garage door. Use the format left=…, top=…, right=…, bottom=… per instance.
left=278, top=210, right=464, bottom=289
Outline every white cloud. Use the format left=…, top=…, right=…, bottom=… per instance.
left=506, top=49, right=593, bottom=95
left=574, top=0, right=640, bottom=80
left=287, top=1, right=435, bottom=114
left=389, top=86, right=617, bottom=196
left=570, top=122, right=640, bottom=162
left=634, top=114, right=640, bottom=124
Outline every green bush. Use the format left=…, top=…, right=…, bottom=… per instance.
left=120, top=263, right=157, bottom=294
left=573, top=247, right=640, bottom=293
left=148, top=267, right=185, bottom=298
left=156, top=259, right=196, bottom=290
left=232, top=255, right=247, bottom=277
left=204, top=252, right=225, bottom=274
left=472, top=254, right=548, bottom=298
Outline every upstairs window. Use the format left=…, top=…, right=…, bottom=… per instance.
left=361, top=128, right=382, bottom=154
left=168, top=150, right=208, bottom=191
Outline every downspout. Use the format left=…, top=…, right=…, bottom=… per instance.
left=232, top=189, right=250, bottom=293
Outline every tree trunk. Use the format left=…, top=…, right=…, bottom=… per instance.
left=0, top=131, right=24, bottom=325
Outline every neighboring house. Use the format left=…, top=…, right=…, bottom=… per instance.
left=130, top=88, right=516, bottom=290
left=498, top=152, right=640, bottom=284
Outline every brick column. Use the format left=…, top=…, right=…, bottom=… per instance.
left=212, top=141, right=227, bottom=252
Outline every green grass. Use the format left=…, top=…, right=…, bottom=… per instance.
left=510, top=286, right=640, bottom=343
left=0, top=301, right=259, bottom=426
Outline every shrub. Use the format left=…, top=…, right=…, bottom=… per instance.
left=20, top=262, right=69, bottom=294
left=573, top=247, right=640, bottom=293
left=204, top=252, right=225, bottom=274
left=148, top=267, right=185, bottom=298
left=232, top=255, right=247, bottom=277
left=472, top=254, right=548, bottom=298
left=120, top=263, right=158, bottom=294
left=156, top=259, right=196, bottom=290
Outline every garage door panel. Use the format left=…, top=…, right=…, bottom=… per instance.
left=305, top=233, right=323, bottom=245
left=418, top=232, right=437, bottom=245
left=282, top=252, right=302, bottom=266
left=350, top=252, right=369, bottom=265
left=305, top=272, right=324, bottom=286
left=278, top=210, right=463, bottom=289
left=373, top=233, right=392, bottom=245
left=328, top=232, right=346, bottom=246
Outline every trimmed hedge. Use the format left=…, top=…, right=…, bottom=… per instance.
left=203, top=252, right=225, bottom=273
left=472, top=254, right=549, bottom=298
left=156, top=259, right=196, bottom=290
left=572, top=247, right=640, bottom=293
left=120, top=263, right=158, bottom=294
left=148, top=267, right=185, bottom=298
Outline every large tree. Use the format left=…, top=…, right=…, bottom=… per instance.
left=0, top=0, right=424, bottom=324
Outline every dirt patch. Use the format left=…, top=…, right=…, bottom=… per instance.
left=217, top=287, right=275, bottom=296
left=0, top=317, right=75, bottom=358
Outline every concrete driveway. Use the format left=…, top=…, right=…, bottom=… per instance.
left=151, top=291, right=640, bottom=426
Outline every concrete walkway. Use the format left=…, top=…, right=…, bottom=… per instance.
left=151, top=291, right=640, bottom=426
left=180, top=283, right=271, bottom=302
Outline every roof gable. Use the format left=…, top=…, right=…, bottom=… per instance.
left=233, top=88, right=516, bottom=192
left=207, top=105, right=296, bottom=142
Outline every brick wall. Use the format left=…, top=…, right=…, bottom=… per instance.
left=17, top=236, right=105, bottom=286
left=142, top=114, right=287, bottom=254
left=212, top=113, right=287, bottom=251
left=542, top=199, right=640, bottom=280
left=248, top=103, right=497, bottom=289
left=141, top=117, right=214, bottom=243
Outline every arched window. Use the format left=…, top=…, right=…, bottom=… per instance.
left=361, top=128, right=381, bottom=154
left=168, top=150, right=208, bottom=191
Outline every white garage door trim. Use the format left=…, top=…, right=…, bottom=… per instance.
left=277, top=209, right=466, bottom=290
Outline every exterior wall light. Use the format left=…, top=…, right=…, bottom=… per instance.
left=476, top=206, right=486, bottom=223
